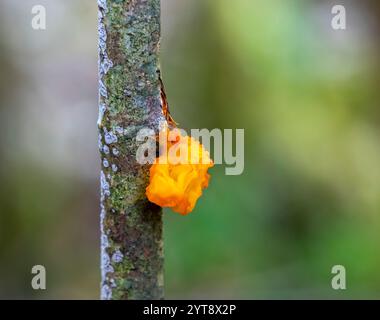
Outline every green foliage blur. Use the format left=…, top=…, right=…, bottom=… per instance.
left=1, top=0, right=380, bottom=298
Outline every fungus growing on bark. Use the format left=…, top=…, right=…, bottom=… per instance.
left=146, top=127, right=213, bottom=215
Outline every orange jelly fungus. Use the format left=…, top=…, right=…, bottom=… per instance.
left=146, top=129, right=213, bottom=215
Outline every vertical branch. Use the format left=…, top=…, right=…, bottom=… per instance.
left=98, top=0, right=164, bottom=300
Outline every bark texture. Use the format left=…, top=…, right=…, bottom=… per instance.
left=98, top=0, right=165, bottom=300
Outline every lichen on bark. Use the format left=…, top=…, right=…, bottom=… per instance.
left=98, top=0, right=165, bottom=300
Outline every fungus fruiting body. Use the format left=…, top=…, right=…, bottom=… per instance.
left=146, top=128, right=213, bottom=215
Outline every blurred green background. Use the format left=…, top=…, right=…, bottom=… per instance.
left=1, top=0, right=380, bottom=299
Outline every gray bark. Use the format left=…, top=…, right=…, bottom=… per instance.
left=98, top=0, right=165, bottom=300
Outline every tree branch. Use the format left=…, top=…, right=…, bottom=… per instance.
left=98, top=0, right=164, bottom=300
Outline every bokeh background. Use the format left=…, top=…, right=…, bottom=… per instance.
left=0, top=0, right=380, bottom=299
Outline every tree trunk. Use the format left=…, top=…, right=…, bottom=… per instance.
left=98, top=0, right=164, bottom=300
